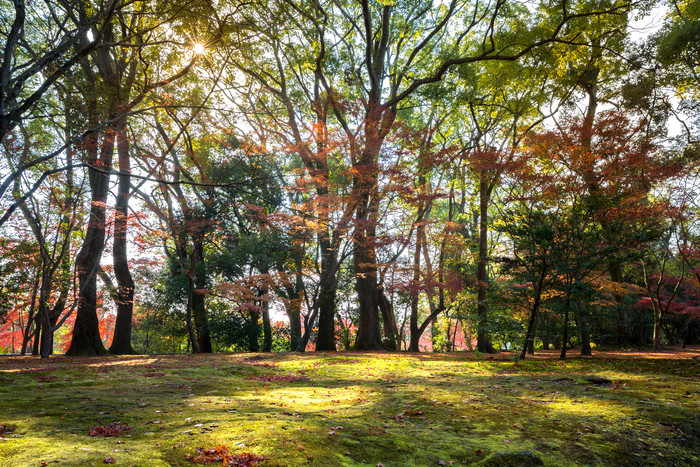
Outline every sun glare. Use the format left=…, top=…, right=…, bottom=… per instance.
left=193, top=43, right=206, bottom=55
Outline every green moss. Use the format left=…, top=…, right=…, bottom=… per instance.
left=0, top=352, right=698, bottom=466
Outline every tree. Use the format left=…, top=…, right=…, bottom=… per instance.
left=230, top=0, right=640, bottom=350
left=655, top=0, right=700, bottom=156
left=66, top=0, right=212, bottom=355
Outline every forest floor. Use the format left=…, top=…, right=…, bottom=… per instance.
left=0, top=348, right=698, bottom=466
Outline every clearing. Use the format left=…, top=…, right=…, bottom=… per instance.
left=0, top=348, right=698, bottom=466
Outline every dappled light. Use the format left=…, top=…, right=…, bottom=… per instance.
left=2, top=351, right=699, bottom=465
left=1, top=0, right=699, bottom=465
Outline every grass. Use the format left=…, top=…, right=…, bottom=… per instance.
left=0, top=348, right=698, bottom=466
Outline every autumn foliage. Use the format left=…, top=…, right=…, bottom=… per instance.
left=184, top=446, right=267, bottom=466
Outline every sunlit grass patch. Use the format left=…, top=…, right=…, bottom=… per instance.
left=0, top=351, right=698, bottom=466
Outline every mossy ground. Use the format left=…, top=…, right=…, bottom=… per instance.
left=0, top=348, right=698, bottom=466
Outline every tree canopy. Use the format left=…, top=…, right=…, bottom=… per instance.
left=1, top=0, right=698, bottom=357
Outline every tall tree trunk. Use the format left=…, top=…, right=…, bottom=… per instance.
left=66, top=130, right=114, bottom=356
left=577, top=303, right=592, bottom=356
left=409, top=296, right=420, bottom=352
left=20, top=273, right=39, bottom=355
left=185, top=272, right=200, bottom=354
left=282, top=269, right=303, bottom=351
left=352, top=96, right=387, bottom=350
left=559, top=294, right=571, bottom=360
left=521, top=258, right=547, bottom=360
left=315, top=235, right=337, bottom=351
left=285, top=294, right=302, bottom=351
left=110, top=117, right=136, bottom=354
left=353, top=157, right=383, bottom=350
left=476, top=175, right=495, bottom=353
left=652, top=308, right=662, bottom=351
left=540, top=314, right=550, bottom=350
left=409, top=206, right=423, bottom=352
left=191, top=236, right=212, bottom=353
left=378, top=286, right=398, bottom=350
left=39, top=269, right=53, bottom=358
left=261, top=282, right=272, bottom=352
left=284, top=253, right=305, bottom=351
left=249, top=310, right=260, bottom=352
left=31, top=311, right=41, bottom=355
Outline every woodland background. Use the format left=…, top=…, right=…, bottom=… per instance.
left=1, top=0, right=699, bottom=358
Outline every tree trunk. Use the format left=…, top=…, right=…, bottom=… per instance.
left=652, top=308, right=662, bottom=351
left=315, top=239, right=337, bottom=350
left=249, top=310, right=260, bottom=352
left=541, top=315, right=550, bottom=350
left=378, top=286, right=398, bottom=350
left=283, top=285, right=302, bottom=351
left=409, top=295, right=420, bottom=352
left=409, top=209, right=423, bottom=352
left=296, top=306, right=317, bottom=352
left=353, top=124, right=384, bottom=350
left=191, top=237, right=212, bottom=353
left=110, top=117, right=136, bottom=355
left=527, top=338, right=535, bottom=355
left=185, top=273, right=200, bottom=354
left=20, top=274, right=39, bottom=355
left=261, top=286, right=272, bottom=352
left=577, top=303, right=592, bottom=356
left=559, top=295, right=571, bottom=360
left=476, top=175, right=495, bottom=353
left=31, top=311, right=41, bottom=355
left=39, top=275, right=53, bottom=358
left=521, top=258, right=547, bottom=360
left=66, top=131, right=114, bottom=356
left=353, top=183, right=382, bottom=350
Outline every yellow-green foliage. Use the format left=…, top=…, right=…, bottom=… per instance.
left=0, top=352, right=698, bottom=466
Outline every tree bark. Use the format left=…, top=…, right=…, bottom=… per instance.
left=521, top=257, right=547, bottom=360
left=353, top=145, right=383, bottom=350
left=66, top=129, right=114, bottom=356
left=191, top=236, right=212, bottom=353
left=20, top=273, right=39, bottom=355
left=110, top=117, right=136, bottom=354
left=476, top=175, right=496, bottom=353
left=577, top=303, right=592, bottom=356
left=315, top=235, right=337, bottom=351
left=559, top=294, right=571, bottom=360
left=378, top=286, right=398, bottom=350
left=249, top=310, right=260, bottom=352
left=408, top=213, right=423, bottom=352
left=282, top=274, right=303, bottom=351
left=261, top=286, right=272, bottom=352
